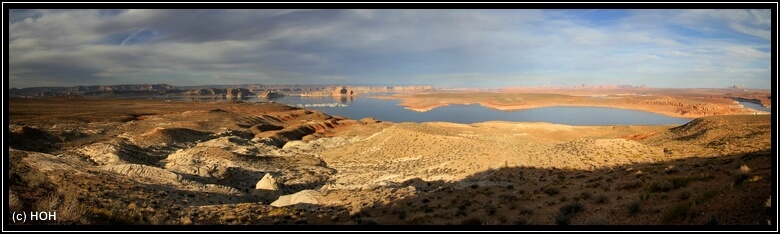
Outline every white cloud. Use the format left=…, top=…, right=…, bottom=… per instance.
left=7, top=9, right=772, bottom=89
left=729, top=22, right=771, bottom=40
left=722, top=45, right=770, bottom=60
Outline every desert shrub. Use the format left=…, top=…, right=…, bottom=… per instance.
left=640, top=192, right=651, bottom=201
left=627, top=201, right=641, bottom=215
left=497, top=215, right=508, bottom=224
left=553, top=202, right=584, bottom=225
left=694, top=189, right=719, bottom=205
left=455, top=209, right=468, bottom=217
left=461, top=217, right=482, bottom=225
left=518, top=207, right=534, bottom=215
left=484, top=204, right=497, bottom=216
left=678, top=191, right=691, bottom=201
left=542, top=187, right=559, bottom=196
left=30, top=190, right=89, bottom=224
left=664, top=165, right=679, bottom=174
left=89, top=199, right=146, bottom=225
left=579, top=191, right=592, bottom=200
left=662, top=202, right=691, bottom=224
left=669, top=177, right=693, bottom=189
left=56, top=194, right=89, bottom=224
left=594, top=194, right=609, bottom=204
left=34, top=194, right=60, bottom=213
left=268, top=207, right=295, bottom=217
left=9, top=193, right=23, bottom=211
left=10, top=160, right=56, bottom=191
left=397, top=210, right=407, bottom=220
left=356, top=218, right=378, bottom=225
left=705, top=215, right=719, bottom=225
left=651, top=176, right=714, bottom=193
left=650, top=181, right=674, bottom=192
left=621, top=181, right=643, bottom=190
left=23, top=172, right=54, bottom=190
left=482, top=189, right=495, bottom=196
left=555, top=213, right=571, bottom=225
left=458, top=202, right=469, bottom=211
left=559, top=202, right=584, bottom=216
left=499, top=194, right=518, bottom=203
left=733, top=166, right=751, bottom=186
left=585, top=218, right=608, bottom=225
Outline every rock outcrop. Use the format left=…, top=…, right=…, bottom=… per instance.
left=249, top=123, right=284, bottom=134
left=255, top=173, right=280, bottom=191
left=258, top=91, right=285, bottom=99
left=332, top=86, right=357, bottom=97
left=624, top=96, right=746, bottom=116
left=8, top=125, right=59, bottom=153
left=359, top=117, right=381, bottom=124
left=225, top=88, right=252, bottom=98
left=104, top=164, right=183, bottom=184
left=270, top=190, right=322, bottom=207
left=183, top=88, right=254, bottom=98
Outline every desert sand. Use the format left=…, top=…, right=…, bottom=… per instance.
left=7, top=97, right=772, bottom=226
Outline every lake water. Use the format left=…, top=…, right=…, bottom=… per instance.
left=736, top=100, right=771, bottom=112
left=236, top=95, right=692, bottom=125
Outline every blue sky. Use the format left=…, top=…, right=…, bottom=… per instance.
left=8, top=9, right=772, bottom=89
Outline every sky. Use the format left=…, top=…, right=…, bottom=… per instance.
left=8, top=9, right=773, bottom=89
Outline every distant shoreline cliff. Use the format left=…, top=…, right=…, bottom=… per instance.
left=9, top=83, right=434, bottom=98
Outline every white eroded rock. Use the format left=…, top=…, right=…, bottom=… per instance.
left=270, top=190, right=322, bottom=207
left=103, top=164, right=183, bottom=184
left=255, top=173, right=279, bottom=190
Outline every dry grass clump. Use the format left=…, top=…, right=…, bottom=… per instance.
left=9, top=192, right=23, bottom=211
left=627, top=200, right=641, bottom=215
left=31, top=191, right=90, bottom=224
left=556, top=202, right=584, bottom=225
left=733, top=164, right=751, bottom=186
left=594, top=194, right=609, bottom=204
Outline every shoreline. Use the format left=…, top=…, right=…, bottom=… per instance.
left=397, top=102, right=699, bottom=119
left=371, top=92, right=768, bottom=119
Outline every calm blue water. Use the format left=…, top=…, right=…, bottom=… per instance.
left=737, top=100, right=771, bottom=112
left=150, top=94, right=691, bottom=125
left=260, top=95, right=691, bottom=125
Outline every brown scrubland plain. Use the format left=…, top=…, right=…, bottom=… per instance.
left=7, top=95, right=772, bottom=227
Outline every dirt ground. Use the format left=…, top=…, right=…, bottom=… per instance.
left=6, top=96, right=774, bottom=228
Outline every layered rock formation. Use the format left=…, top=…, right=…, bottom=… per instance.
left=258, top=91, right=285, bottom=99
left=183, top=88, right=254, bottom=98
left=332, top=86, right=357, bottom=97
left=624, top=96, right=746, bottom=116
left=10, top=84, right=177, bottom=97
